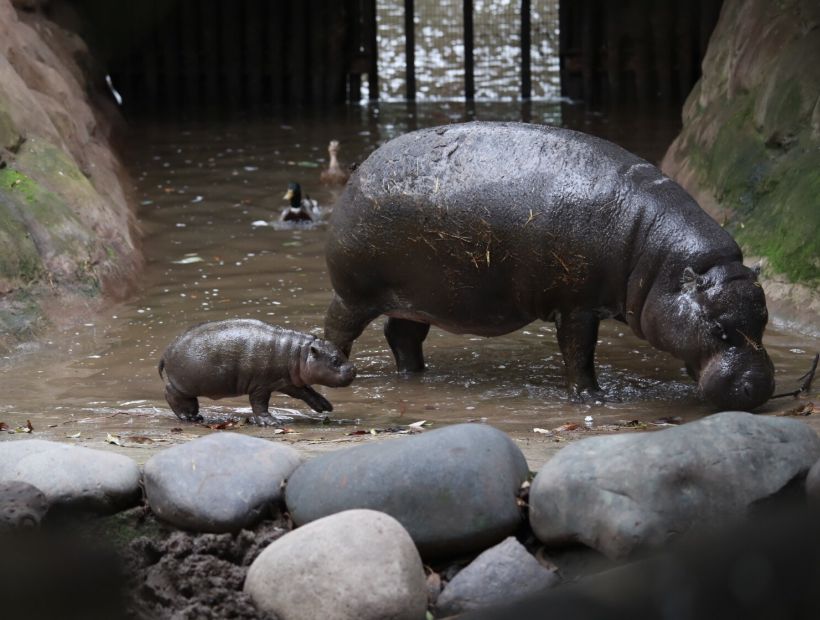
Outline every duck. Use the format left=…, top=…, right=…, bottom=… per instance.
left=320, top=140, right=350, bottom=186
left=280, top=182, right=319, bottom=222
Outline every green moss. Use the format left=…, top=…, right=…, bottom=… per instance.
left=735, top=147, right=820, bottom=283
left=0, top=180, right=44, bottom=285
left=683, top=89, right=819, bottom=284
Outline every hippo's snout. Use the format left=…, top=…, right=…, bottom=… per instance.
left=336, top=362, right=357, bottom=387
left=699, top=348, right=775, bottom=411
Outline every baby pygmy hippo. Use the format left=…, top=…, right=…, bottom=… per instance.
left=158, top=319, right=356, bottom=425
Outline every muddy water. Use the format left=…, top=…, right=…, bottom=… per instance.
left=0, top=103, right=817, bottom=466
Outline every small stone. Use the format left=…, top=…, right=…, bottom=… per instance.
left=436, top=537, right=559, bottom=616
left=0, top=480, right=48, bottom=529
left=244, top=509, right=427, bottom=620
left=806, top=458, right=820, bottom=507
left=529, top=411, right=820, bottom=559
left=0, top=439, right=140, bottom=514
left=144, top=432, right=301, bottom=532
left=285, top=423, right=529, bottom=558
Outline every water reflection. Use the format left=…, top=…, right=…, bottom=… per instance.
left=0, top=102, right=816, bottom=452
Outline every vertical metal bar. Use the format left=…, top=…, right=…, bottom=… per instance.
left=245, top=0, right=264, bottom=110
left=463, top=0, right=474, bottom=101
left=404, top=0, right=416, bottom=100
left=367, top=0, right=379, bottom=100
left=521, top=0, right=531, bottom=100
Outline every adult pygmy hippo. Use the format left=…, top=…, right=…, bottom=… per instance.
left=324, top=122, right=775, bottom=410
left=159, top=319, right=356, bottom=425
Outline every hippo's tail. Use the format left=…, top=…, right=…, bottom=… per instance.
left=158, top=357, right=166, bottom=380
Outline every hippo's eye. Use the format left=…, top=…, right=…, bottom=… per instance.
left=709, top=322, right=728, bottom=341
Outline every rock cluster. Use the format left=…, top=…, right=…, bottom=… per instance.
left=2, top=413, right=819, bottom=619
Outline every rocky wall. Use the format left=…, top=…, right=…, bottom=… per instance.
left=661, top=0, right=819, bottom=335
left=0, top=0, right=140, bottom=351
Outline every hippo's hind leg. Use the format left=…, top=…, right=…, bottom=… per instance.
left=324, top=293, right=380, bottom=357
left=164, top=384, right=202, bottom=422
left=248, top=388, right=278, bottom=426
left=555, top=309, right=603, bottom=400
left=384, top=318, right=430, bottom=373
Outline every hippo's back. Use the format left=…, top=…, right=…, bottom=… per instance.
left=327, top=122, right=738, bottom=333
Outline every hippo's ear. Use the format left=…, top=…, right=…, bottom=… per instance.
left=681, top=267, right=707, bottom=292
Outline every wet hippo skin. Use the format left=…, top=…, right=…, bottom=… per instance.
left=324, top=122, right=775, bottom=410
left=159, top=319, right=356, bottom=424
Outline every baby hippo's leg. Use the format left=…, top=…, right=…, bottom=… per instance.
left=280, top=385, right=333, bottom=413
left=248, top=388, right=279, bottom=426
left=164, top=384, right=202, bottom=422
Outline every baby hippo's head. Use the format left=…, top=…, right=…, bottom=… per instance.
left=303, top=338, right=357, bottom=387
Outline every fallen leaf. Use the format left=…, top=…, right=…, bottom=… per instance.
left=271, top=428, right=297, bottom=435
left=555, top=423, right=579, bottom=432
left=106, top=433, right=124, bottom=446
left=533, top=427, right=553, bottom=435
left=0, top=422, right=8, bottom=431
left=651, top=416, right=683, bottom=426
left=619, top=419, right=647, bottom=429
left=347, top=430, right=368, bottom=436
left=128, top=436, right=155, bottom=444
left=170, top=427, right=183, bottom=433
left=778, top=402, right=814, bottom=417
left=66, top=432, right=81, bottom=439
left=408, top=420, right=429, bottom=429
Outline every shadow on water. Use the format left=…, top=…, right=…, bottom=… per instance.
left=0, top=102, right=816, bottom=454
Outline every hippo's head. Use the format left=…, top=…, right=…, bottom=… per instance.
left=303, top=338, right=357, bottom=387
left=648, top=262, right=775, bottom=410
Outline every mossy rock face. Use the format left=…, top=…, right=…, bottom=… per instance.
left=0, top=190, right=42, bottom=287
left=0, top=104, right=21, bottom=152
left=0, top=166, right=99, bottom=289
left=662, top=0, right=820, bottom=286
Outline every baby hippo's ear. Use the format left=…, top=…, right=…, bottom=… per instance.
left=681, top=266, right=707, bottom=293
left=309, top=341, right=321, bottom=356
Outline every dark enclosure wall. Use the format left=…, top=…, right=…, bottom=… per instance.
left=63, top=0, right=722, bottom=116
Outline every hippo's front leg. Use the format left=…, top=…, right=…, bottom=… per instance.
left=280, top=385, right=333, bottom=413
left=555, top=309, right=603, bottom=401
left=324, top=293, right=379, bottom=358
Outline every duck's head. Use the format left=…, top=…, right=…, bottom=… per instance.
left=328, top=140, right=340, bottom=156
left=283, top=182, right=302, bottom=207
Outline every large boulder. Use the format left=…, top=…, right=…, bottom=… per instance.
left=285, top=423, right=530, bottom=558
left=244, top=509, right=427, bottom=620
left=144, top=432, right=302, bottom=532
left=0, top=439, right=140, bottom=513
left=436, top=536, right=559, bottom=616
left=529, top=411, right=820, bottom=559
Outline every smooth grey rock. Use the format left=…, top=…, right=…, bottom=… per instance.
left=0, top=439, right=140, bottom=513
left=807, top=458, right=820, bottom=507
left=0, top=480, right=48, bottom=529
left=144, top=432, right=302, bottom=532
left=244, top=509, right=427, bottom=620
left=436, top=536, right=559, bottom=616
left=529, top=411, right=820, bottom=559
left=285, top=423, right=529, bottom=557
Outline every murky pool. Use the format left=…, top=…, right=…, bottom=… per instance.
left=0, top=103, right=816, bottom=465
